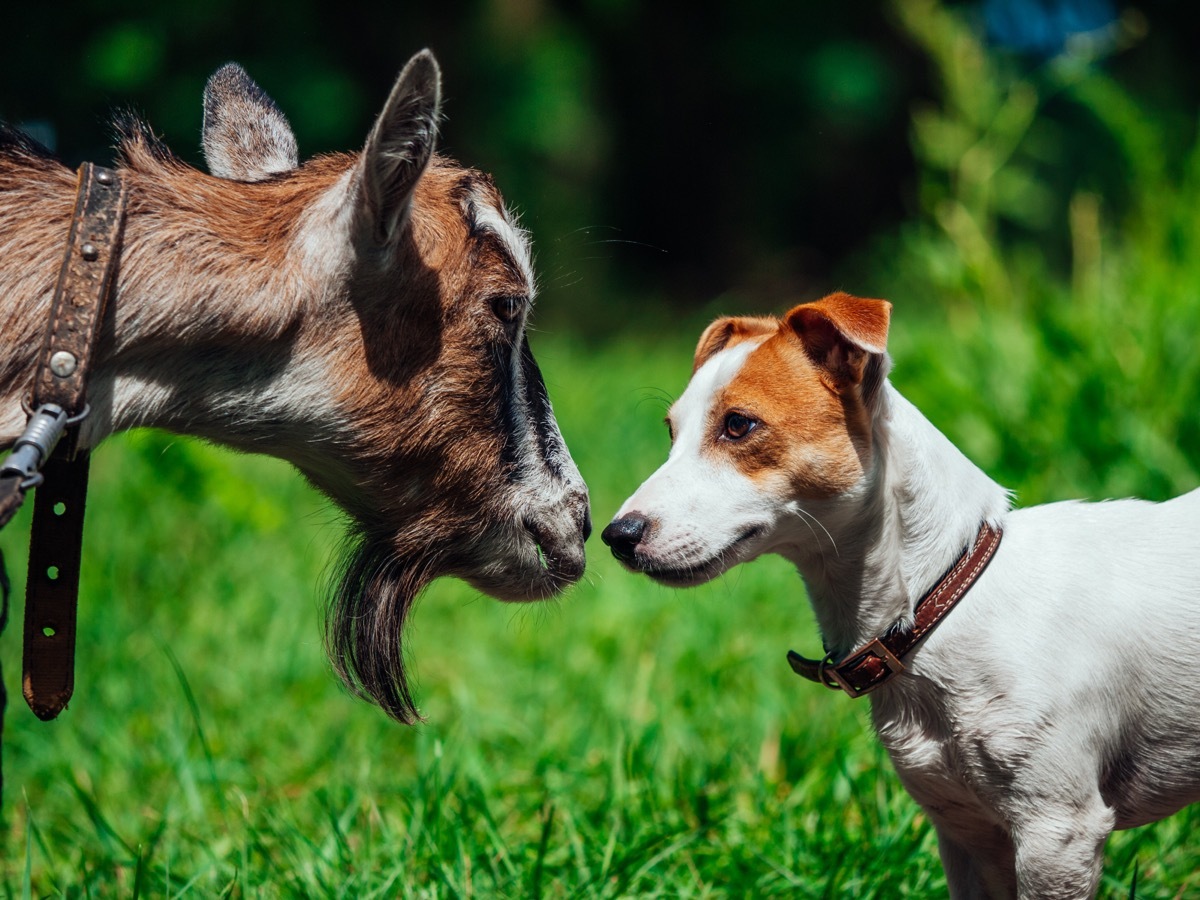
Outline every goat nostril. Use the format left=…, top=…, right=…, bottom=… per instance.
left=581, top=509, right=593, bottom=542
left=600, top=513, right=649, bottom=560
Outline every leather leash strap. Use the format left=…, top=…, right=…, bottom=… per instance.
left=19, top=162, right=127, bottom=720
left=788, top=522, right=1003, bottom=698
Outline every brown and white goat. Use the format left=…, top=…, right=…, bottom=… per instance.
left=0, top=51, right=591, bottom=722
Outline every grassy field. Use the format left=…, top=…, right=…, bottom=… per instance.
left=0, top=329, right=919, bottom=898
left=2, top=314, right=1200, bottom=897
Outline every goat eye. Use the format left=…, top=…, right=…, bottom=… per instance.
left=723, top=412, right=756, bottom=440
left=490, top=295, right=525, bottom=322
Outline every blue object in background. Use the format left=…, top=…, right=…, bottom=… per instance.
left=984, top=0, right=1118, bottom=56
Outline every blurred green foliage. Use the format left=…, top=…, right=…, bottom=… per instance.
left=2, top=0, right=1200, bottom=895
left=0, top=0, right=930, bottom=333
left=3, top=1, right=1195, bottom=331
left=863, top=0, right=1200, bottom=505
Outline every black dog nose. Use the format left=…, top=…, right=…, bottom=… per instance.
left=601, top=513, right=649, bottom=562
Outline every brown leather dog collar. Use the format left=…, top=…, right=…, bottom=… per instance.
left=788, top=522, right=1003, bottom=698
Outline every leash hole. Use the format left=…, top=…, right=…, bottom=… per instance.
left=46, top=565, right=59, bottom=581
left=42, top=625, right=56, bottom=638
left=53, top=501, right=66, bottom=516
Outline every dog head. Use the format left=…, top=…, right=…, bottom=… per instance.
left=602, top=292, right=891, bottom=585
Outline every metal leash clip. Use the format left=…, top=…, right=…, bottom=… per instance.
left=0, top=403, right=80, bottom=489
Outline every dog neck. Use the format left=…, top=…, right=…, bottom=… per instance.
left=778, top=382, right=1011, bottom=657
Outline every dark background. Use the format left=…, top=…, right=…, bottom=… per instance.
left=1, top=1, right=1195, bottom=331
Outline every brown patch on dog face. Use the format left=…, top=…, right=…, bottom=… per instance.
left=693, top=315, right=778, bottom=374
left=706, top=326, right=874, bottom=500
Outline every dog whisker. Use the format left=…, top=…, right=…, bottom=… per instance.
left=797, top=507, right=839, bottom=560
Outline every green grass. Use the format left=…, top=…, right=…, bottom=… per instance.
left=2, top=323, right=1199, bottom=897
left=0, top=332, right=922, bottom=898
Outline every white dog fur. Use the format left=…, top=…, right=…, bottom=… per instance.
left=602, top=292, right=1200, bottom=899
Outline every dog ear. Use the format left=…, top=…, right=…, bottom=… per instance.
left=357, top=49, right=442, bottom=245
left=693, top=316, right=777, bottom=373
left=202, top=63, right=298, bottom=181
left=785, top=292, right=891, bottom=391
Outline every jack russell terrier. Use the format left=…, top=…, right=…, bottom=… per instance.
left=601, top=292, right=1200, bottom=899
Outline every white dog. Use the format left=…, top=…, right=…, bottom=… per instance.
left=602, top=292, right=1200, bottom=899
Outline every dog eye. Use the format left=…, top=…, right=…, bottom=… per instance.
left=490, top=295, right=525, bottom=322
left=723, top=412, right=756, bottom=440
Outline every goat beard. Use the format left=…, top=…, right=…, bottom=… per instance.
left=324, top=523, right=446, bottom=724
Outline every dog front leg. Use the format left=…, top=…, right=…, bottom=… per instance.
left=936, top=826, right=1017, bottom=900
left=1010, top=806, right=1111, bottom=900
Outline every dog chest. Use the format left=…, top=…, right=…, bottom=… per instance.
left=876, top=707, right=1007, bottom=835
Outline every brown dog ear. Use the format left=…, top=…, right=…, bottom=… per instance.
left=784, top=292, right=891, bottom=389
left=693, top=316, right=777, bottom=373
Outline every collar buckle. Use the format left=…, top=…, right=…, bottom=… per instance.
left=825, top=638, right=906, bottom=698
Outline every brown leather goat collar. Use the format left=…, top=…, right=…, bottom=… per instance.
left=788, top=522, right=1003, bottom=698
left=0, top=161, right=128, bottom=726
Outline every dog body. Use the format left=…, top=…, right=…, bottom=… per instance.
left=602, top=293, right=1200, bottom=898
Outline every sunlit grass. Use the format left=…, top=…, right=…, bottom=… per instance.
left=2, top=322, right=1198, bottom=896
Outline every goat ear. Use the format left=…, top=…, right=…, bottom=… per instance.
left=202, top=63, right=298, bottom=181
left=358, top=49, right=442, bottom=244
left=693, top=316, right=777, bottom=373
left=784, top=292, right=892, bottom=390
